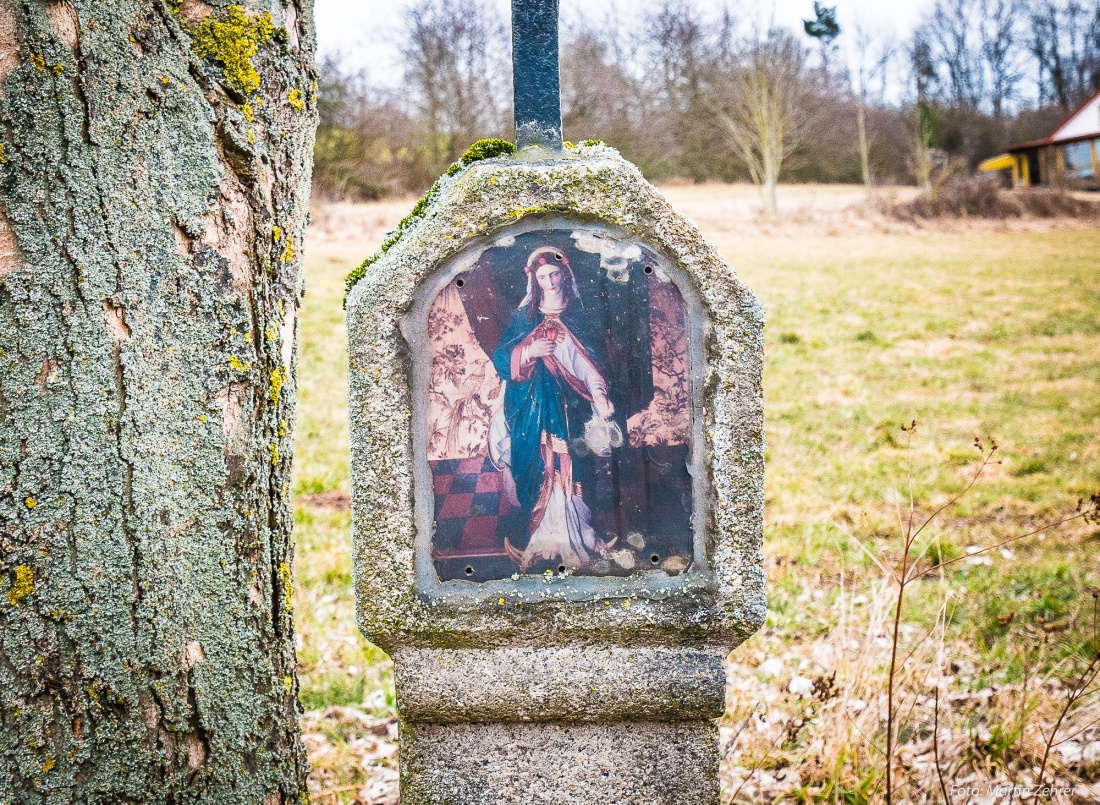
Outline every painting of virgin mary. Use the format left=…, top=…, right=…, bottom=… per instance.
left=489, top=247, right=618, bottom=571
left=424, top=225, right=696, bottom=583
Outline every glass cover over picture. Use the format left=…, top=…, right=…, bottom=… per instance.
left=424, top=225, right=697, bottom=582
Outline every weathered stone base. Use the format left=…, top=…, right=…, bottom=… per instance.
left=393, top=646, right=728, bottom=723
left=398, top=719, right=720, bottom=805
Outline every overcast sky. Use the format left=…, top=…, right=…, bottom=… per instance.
left=314, top=0, right=924, bottom=87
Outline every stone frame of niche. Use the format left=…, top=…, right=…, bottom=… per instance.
left=403, top=217, right=710, bottom=600
left=346, top=147, right=764, bottom=652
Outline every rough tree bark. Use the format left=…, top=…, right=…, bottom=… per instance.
left=0, top=1, right=316, bottom=802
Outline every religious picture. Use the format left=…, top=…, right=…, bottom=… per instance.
left=424, top=226, right=696, bottom=582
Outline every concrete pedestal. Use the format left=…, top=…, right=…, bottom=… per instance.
left=400, top=720, right=720, bottom=805
left=392, top=645, right=726, bottom=804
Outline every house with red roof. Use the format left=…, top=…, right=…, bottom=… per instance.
left=979, top=90, right=1100, bottom=190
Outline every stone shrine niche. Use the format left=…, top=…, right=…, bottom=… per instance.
left=409, top=221, right=705, bottom=584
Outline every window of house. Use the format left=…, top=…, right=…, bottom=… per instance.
left=1063, top=141, right=1093, bottom=177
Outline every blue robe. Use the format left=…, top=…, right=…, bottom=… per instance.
left=491, top=302, right=606, bottom=545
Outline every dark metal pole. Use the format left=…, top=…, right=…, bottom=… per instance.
left=511, top=0, right=562, bottom=149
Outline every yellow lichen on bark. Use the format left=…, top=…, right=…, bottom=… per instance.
left=277, top=562, right=292, bottom=613
left=189, top=5, right=275, bottom=96
left=8, top=565, right=33, bottom=606
left=268, top=367, right=285, bottom=404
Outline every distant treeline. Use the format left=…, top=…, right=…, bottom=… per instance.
left=313, top=0, right=1099, bottom=203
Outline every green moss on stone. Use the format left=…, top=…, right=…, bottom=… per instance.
left=189, top=5, right=276, bottom=96
left=460, top=138, right=515, bottom=165
left=343, top=139, right=516, bottom=305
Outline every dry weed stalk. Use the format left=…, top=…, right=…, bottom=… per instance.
left=1037, top=634, right=1100, bottom=792
left=880, top=424, right=1099, bottom=804
left=723, top=425, right=1099, bottom=805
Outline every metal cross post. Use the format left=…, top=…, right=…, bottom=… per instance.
left=511, top=0, right=562, bottom=149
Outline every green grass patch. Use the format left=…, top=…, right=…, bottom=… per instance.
left=296, top=205, right=1100, bottom=725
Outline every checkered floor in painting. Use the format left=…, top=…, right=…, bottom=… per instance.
left=430, top=456, right=526, bottom=559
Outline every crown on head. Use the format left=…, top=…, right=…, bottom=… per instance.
left=525, top=246, right=569, bottom=274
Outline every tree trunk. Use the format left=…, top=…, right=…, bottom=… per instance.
left=762, top=140, right=779, bottom=216
left=914, top=103, right=935, bottom=200
left=857, top=99, right=872, bottom=190
left=763, top=171, right=778, bottom=216
left=0, top=2, right=316, bottom=803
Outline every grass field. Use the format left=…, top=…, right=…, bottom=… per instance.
left=293, top=185, right=1100, bottom=803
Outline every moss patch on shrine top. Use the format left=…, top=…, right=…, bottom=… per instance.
left=343, top=139, right=517, bottom=306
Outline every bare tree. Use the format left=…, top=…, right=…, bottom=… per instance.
left=1031, top=2, right=1070, bottom=108
left=644, top=0, right=707, bottom=116
left=308, top=0, right=1100, bottom=200
left=313, top=56, right=428, bottom=199
left=400, top=0, right=509, bottom=171
left=978, top=0, right=1027, bottom=117
left=1088, top=4, right=1100, bottom=98
left=561, top=19, right=646, bottom=155
left=848, top=24, right=894, bottom=189
left=909, top=31, right=939, bottom=196
left=707, top=21, right=811, bottom=215
left=1030, top=0, right=1100, bottom=110
left=924, top=0, right=985, bottom=109
left=640, top=0, right=720, bottom=180
left=916, top=0, right=1031, bottom=116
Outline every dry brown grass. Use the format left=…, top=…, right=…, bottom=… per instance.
left=723, top=571, right=1100, bottom=804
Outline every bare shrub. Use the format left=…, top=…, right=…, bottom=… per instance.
left=886, top=175, right=1100, bottom=220
left=706, top=23, right=814, bottom=216
left=1018, top=188, right=1100, bottom=218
